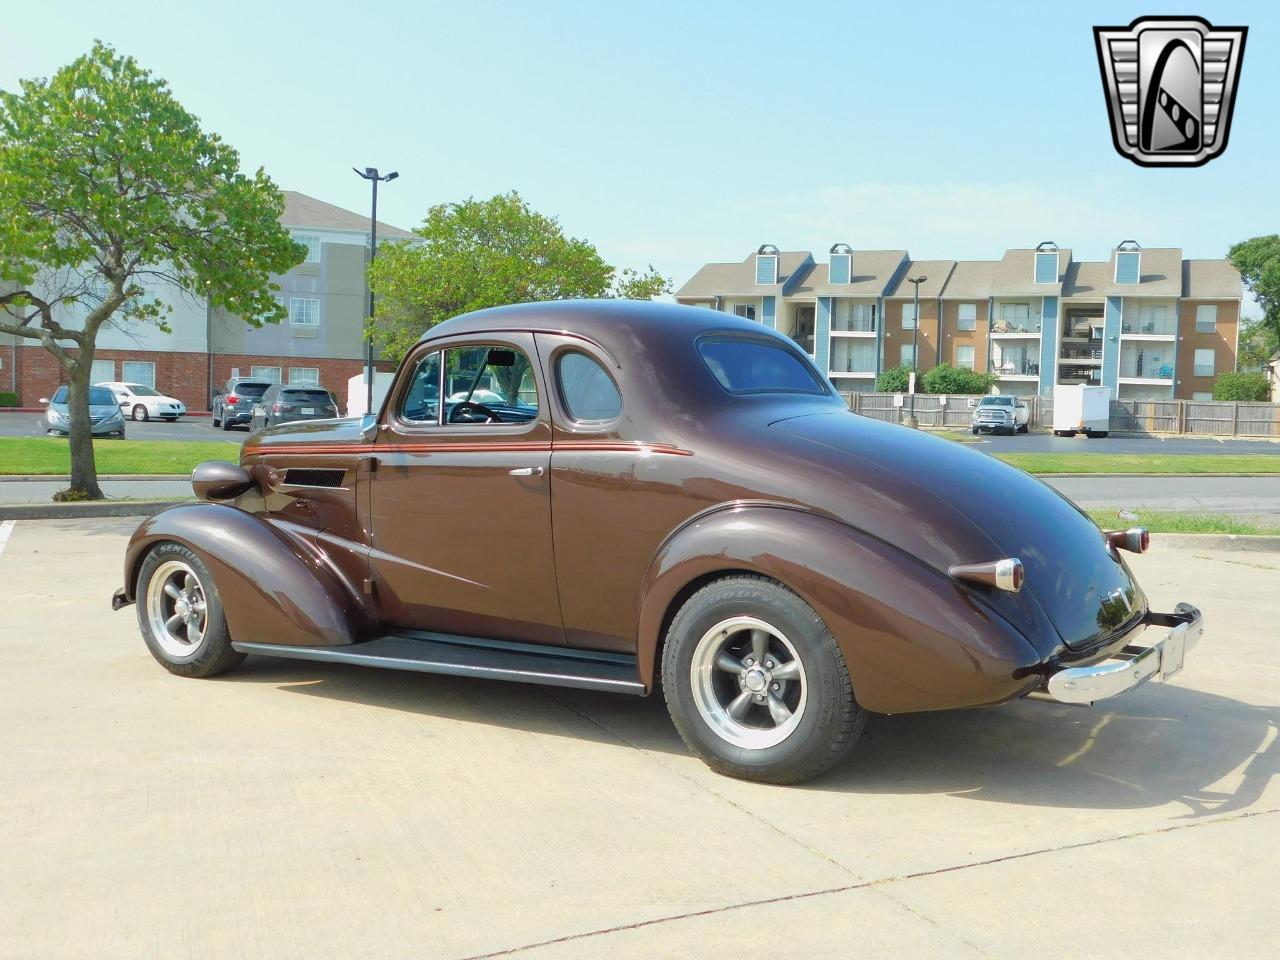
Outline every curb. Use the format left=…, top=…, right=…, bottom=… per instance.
left=0, top=474, right=190, bottom=482
left=1157, top=533, right=1280, bottom=553
left=0, top=500, right=191, bottom=521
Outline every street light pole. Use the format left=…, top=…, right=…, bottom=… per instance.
left=905, top=275, right=927, bottom=429
left=353, top=166, right=399, bottom=415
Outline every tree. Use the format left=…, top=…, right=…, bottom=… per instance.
left=1212, top=371, right=1270, bottom=402
left=1229, top=236, right=1280, bottom=361
left=920, top=362, right=996, bottom=395
left=0, top=42, right=303, bottom=498
left=367, top=191, right=671, bottom=363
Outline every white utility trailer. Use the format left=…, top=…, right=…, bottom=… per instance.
left=1052, top=384, right=1111, bottom=438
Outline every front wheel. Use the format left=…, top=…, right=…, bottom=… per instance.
left=662, top=575, right=866, bottom=784
left=132, top=404, right=149, bottom=422
left=136, top=542, right=244, bottom=678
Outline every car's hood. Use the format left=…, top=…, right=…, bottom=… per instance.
left=243, top=416, right=366, bottom=454
left=51, top=403, right=120, bottom=417
left=768, top=411, right=1144, bottom=650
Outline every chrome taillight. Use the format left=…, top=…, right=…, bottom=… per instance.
left=1105, top=527, right=1149, bottom=554
left=948, top=557, right=1025, bottom=593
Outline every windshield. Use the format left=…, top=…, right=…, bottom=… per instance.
left=125, top=384, right=162, bottom=397
left=698, top=337, right=826, bottom=395
left=52, top=386, right=116, bottom=404
left=980, top=397, right=1013, bottom=406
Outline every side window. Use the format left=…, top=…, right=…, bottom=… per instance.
left=399, top=351, right=442, bottom=424
left=557, top=351, right=622, bottom=422
left=443, top=345, right=538, bottom=425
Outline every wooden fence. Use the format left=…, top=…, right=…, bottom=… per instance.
left=841, top=392, right=1280, bottom=438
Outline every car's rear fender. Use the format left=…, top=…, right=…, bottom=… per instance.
left=636, top=504, right=1045, bottom=713
left=121, top=503, right=374, bottom=647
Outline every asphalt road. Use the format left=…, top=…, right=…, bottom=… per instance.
left=1, top=518, right=1276, bottom=958
left=0, top=411, right=244, bottom=443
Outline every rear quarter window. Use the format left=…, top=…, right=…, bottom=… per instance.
left=698, top=336, right=826, bottom=395
left=556, top=351, right=622, bottom=421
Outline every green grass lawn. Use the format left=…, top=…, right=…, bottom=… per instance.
left=0, top=437, right=238, bottom=476
left=995, top=453, right=1280, bottom=475
left=1084, top=508, right=1280, bottom=536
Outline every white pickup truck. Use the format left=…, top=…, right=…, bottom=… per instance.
left=971, top=395, right=1030, bottom=435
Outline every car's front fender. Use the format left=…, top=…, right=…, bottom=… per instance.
left=635, top=504, right=1044, bottom=713
left=120, top=503, right=374, bottom=648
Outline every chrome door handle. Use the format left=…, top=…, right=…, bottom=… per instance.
left=509, top=466, right=544, bottom=477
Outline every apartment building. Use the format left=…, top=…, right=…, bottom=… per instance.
left=5, top=191, right=414, bottom=408
left=676, top=242, right=1243, bottom=400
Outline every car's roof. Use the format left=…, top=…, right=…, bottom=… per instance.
left=419, top=299, right=786, bottom=353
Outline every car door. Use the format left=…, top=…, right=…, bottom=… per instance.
left=366, top=333, right=563, bottom=646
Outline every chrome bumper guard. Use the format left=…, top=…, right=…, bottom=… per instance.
left=1041, top=603, right=1203, bottom=705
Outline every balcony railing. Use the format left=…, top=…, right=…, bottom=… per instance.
left=990, top=318, right=1041, bottom=334
left=1121, top=320, right=1177, bottom=336
left=832, top=319, right=876, bottom=333
left=995, top=359, right=1040, bottom=376
left=1119, top=362, right=1173, bottom=379
left=1060, top=346, right=1103, bottom=361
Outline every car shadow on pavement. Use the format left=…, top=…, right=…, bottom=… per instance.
left=230, top=658, right=1277, bottom=816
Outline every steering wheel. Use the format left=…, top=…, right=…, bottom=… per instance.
left=448, top=400, right=502, bottom=424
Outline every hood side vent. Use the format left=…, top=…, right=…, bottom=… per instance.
left=282, top=467, right=346, bottom=488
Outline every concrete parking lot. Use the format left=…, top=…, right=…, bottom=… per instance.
left=0, top=518, right=1276, bottom=958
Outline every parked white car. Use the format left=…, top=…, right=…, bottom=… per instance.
left=971, top=395, right=1030, bottom=435
left=97, top=382, right=187, bottom=422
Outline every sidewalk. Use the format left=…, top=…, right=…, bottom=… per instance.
left=0, top=478, right=193, bottom=504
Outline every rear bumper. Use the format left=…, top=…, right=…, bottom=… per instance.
left=1038, top=603, right=1203, bottom=704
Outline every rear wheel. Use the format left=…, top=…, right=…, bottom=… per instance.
left=132, top=404, right=149, bottom=422
left=662, top=575, right=865, bottom=784
left=136, top=542, right=243, bottom=678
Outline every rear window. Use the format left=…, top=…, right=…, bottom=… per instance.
left=283, top=389, right=333, bottom=403
left=697, top=337, right=826, bottom=395
left=234, top=382, right=270, bottom=398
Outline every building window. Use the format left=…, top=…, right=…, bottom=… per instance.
left=955, top=345, right=976, bottom=370
left=1193, top=349, right=1215, bottom=378
left=293, top=233, right=321, bottom=263
left=1192, top=392, right=1214, bottom=401
left=733, top=304, right=757, bottom=321
left=1034, top=251, right=1058, bottom=284
left=289, top=298, right=320, bottom=326
left=901, top=302, right=917, bottom=330
left=121, top=360, right=155, bottom=388
left=755, top=254, right=778, bottom=285
left=957, top=303, right=977, bottom=331
left=900, top=344, right=916, bottom=368
left=288, top=367, right=320, bottom=387
left=1115, top=250, right=1140, bottom=284
left=252, top=366, right=282, bottom=384
left=829, top=253, right=851, bottom=285
left=1196, top=304, right=1218, bottom=333
left=90, top=359, right=116, bottom=384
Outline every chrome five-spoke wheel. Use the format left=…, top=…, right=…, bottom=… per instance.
left=690, top=615, right=808, bottom=749
left=145, top=559, right=208, bottom=659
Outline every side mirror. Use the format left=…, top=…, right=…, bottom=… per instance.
left=191, top=460, right=256, bottom=501
left=38, top=398, right=49, bottom=405
left=360, top=413, right=378, bottom=441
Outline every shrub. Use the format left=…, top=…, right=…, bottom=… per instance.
left=921, top=363, right=997, bottom=396
left=875, top=365, right=912, bottom=393
left=52, top=488, right=94, bottom=502
left=0, top=391, right=18, bottom=407
left=1211, top=371, right=1270, bottom=402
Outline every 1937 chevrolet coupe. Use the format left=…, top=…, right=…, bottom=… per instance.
left=112, top=300, right=1203, bottom=784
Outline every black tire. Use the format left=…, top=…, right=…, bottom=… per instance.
left=132, top=404, right=148, bottom=422
left=220, top=414, right=232, bottom=431
left=211, top=408, right=221, bottom=428
left=135, top=541, right=244, bottom=678
left=661, top=574, right=866, bottom=784
left=971, top=427, right=979, bottom=435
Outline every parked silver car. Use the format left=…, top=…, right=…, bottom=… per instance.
left=41, top=385, right=127, bottom=438
left=971, top=395, right=1030, bottom=435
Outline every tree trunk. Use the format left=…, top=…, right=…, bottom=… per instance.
left=65, top=356, right=104, bottom=500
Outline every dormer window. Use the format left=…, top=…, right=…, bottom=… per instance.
left=1115, top=241, right=1141, bottom=284
left=829, top=243, right=852, bottom=284
left=756, top=244, right=779, bottom=285
left=1033, top=241, right=1059, bottom=284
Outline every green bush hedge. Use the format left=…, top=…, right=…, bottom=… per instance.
left=873, top=364, right=995, bottom=395
left=0, top=391, right=19, bottom=407
left=1212, top=372, right=1270, bottom=402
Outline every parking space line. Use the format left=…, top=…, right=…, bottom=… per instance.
left=0, top=520, right=14, bottom=556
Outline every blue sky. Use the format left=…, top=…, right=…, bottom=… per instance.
left=2, top=1, right=1274, bottom=304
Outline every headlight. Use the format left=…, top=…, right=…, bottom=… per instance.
left=106, top=408, right=123, bottom=421
left=47, top=408, right=65, bottom=421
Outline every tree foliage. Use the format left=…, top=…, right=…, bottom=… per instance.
left=1229, top=236, right=1280, bottom=357
left=0, top=41, right=303, bottom=497
left=367, top=191, right=671, bottom=362
left=920, top=363, right=997, bottom=395
left=1211, top=371, right=1270, bottom=402
left=875, top=365, right=912, bottom=393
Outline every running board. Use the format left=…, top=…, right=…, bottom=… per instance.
left=231, top=633, right=646, bottom=695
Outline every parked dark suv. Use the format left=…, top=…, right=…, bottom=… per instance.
left=249, top=385, right=340, bottom=431
left=211, top=379, right=272, bottom=431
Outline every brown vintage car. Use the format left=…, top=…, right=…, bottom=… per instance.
left=112, top=301, right=1203, bottom=784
